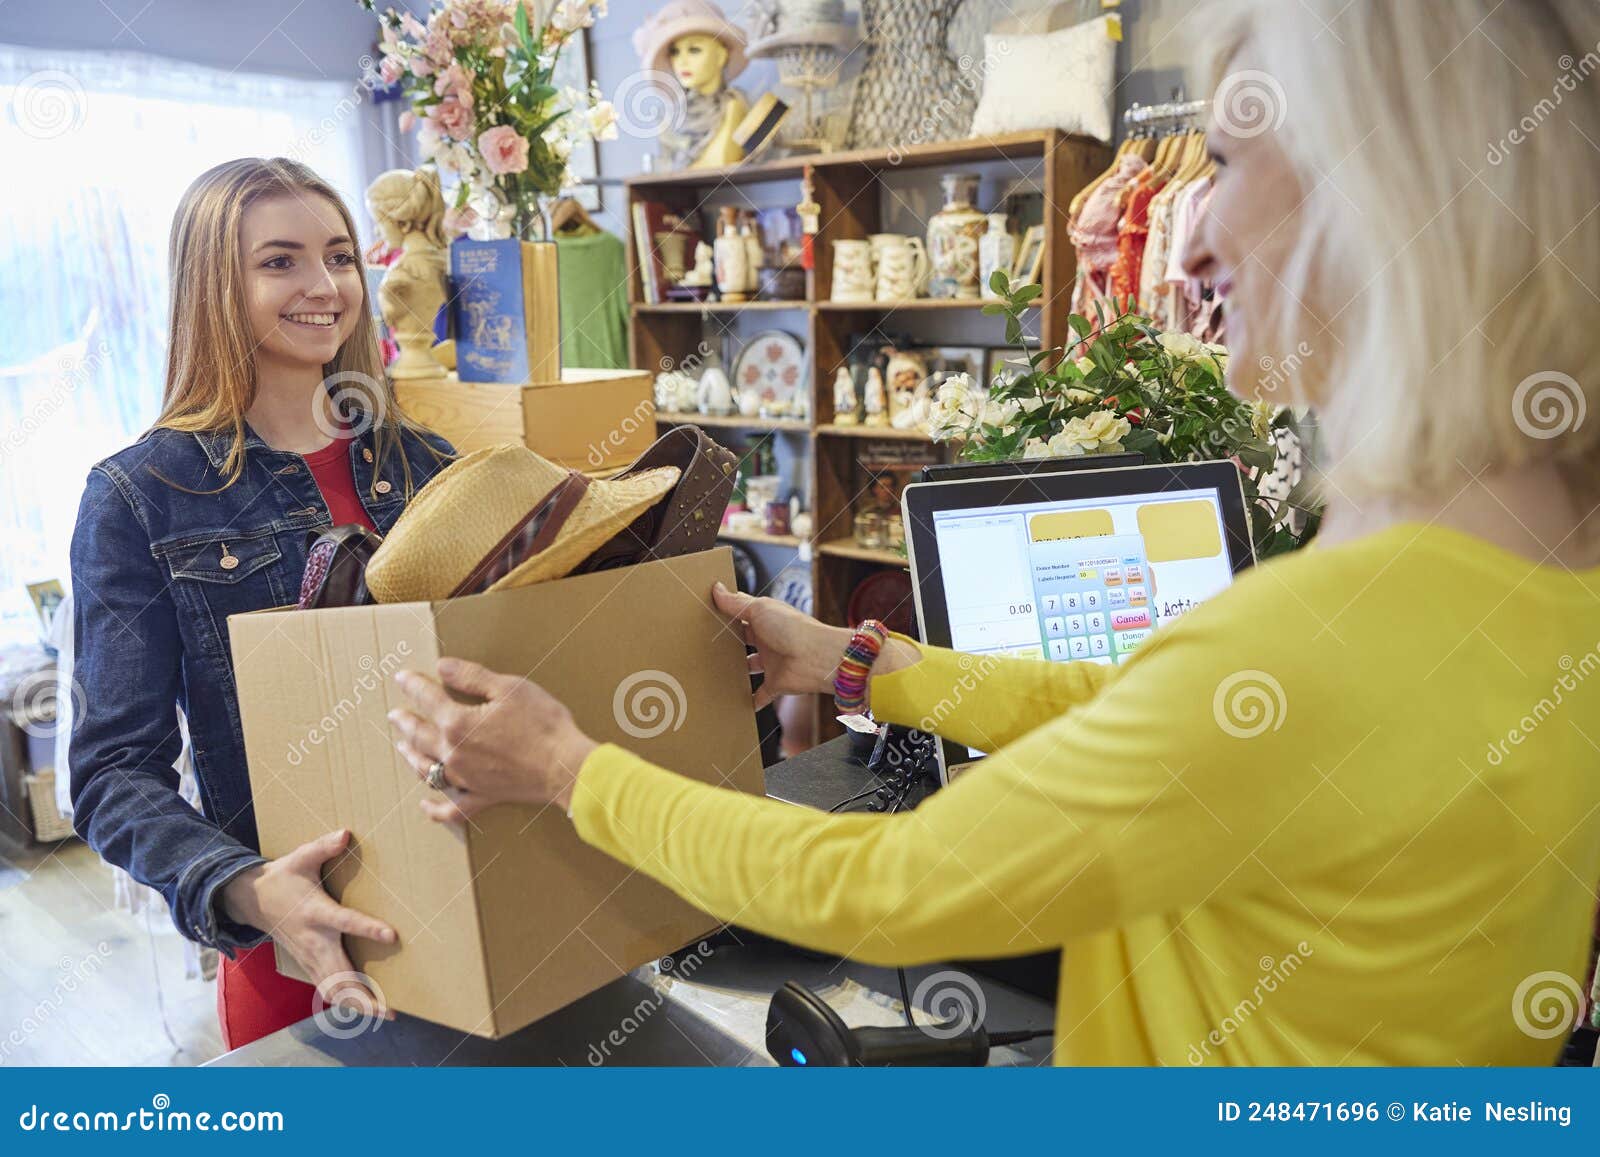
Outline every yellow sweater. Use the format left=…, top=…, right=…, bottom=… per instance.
left=571, top=523, right=1600, bottom=1064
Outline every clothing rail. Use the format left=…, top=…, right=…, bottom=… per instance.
left=1123, top=98, right=1210, bottom=127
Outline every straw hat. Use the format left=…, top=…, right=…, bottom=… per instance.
left=632, top=0, right=749, bottom=80
left=365, top=444, right=679, bottom=603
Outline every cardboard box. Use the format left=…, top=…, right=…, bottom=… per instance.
left=396, top=368, right=654, bottom=473
left=228, top=549, right=761, bottom=1039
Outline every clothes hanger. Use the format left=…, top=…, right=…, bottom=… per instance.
left=551, top=196, right=600, bottom=236
left=1150, top=126, right=1178, bottom=180
left=1188, top=131, right=1212, bottom=180
left=1177, top=127, right=1212, bottom=184
left=1162, top=123, right=1198, bottom=182
left=1070, top=135, right=1134, bottom=219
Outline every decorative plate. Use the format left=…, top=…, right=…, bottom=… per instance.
left=847, top=569, right=915, bottom=637
left=731, top=329, right=806, bottom=410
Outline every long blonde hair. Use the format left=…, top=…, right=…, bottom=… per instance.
left=156, top=156, right=448, bottom=496
left=1199, top=0, right=1600, bottom=506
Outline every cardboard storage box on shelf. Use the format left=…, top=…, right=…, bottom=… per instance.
left=395, top=368, right=654, bottom=473
left=227, top=548, right=761, bottom=1039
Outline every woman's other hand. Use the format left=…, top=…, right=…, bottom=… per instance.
left=220, top=830, right=396, bottom=1017
left=388, top=659, right=597, bottom=822
left=712, top=582, right=919, bottom=709
left=712, top=582, right=851, bottom=709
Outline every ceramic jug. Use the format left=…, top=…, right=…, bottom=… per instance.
left=873, top=235, right=930, bottom=301
left=830, top=238, right=876, bottom=303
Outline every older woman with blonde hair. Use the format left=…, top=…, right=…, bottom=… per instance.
left=392, top=0, right=1600, bottom=1065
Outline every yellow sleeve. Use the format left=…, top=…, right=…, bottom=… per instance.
left=866, top=632, right=1120, bottom=752
left=570, top=588, right=1331, bottom=967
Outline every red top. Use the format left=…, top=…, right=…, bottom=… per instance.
left=303, top=432, right=375, bottom=530
left=216, top=431, right=375, bottom=1051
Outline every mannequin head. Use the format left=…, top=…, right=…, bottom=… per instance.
left=669, top=33, right=729, bottom=95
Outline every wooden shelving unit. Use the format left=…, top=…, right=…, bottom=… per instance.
left=816, top=538, right=910, bottom=568
left=717, top=527, right=805, bottom=548
left=813, top=298, right=1040, bottom=312
left=656, top=411, right=811, bottom=433
left=635, top=300, right=804, bottom=313
left=626, top=129, right=1112, bottom=743
left=815, top=423, right=934, bottom=442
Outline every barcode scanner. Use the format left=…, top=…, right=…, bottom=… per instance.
left=764, top=981, right=1047, bottom=1067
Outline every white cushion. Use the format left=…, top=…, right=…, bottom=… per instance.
left=968, top=16, right=1117, bottom=143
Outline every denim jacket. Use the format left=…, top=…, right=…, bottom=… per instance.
left=68, top=417, right=455, bottom=954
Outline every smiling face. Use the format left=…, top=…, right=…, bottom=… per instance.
left=239, top=191, right=363, bottom=377
left=1180, top=102, right=1311, bottom=404
left=668, top=34, right=727, bottom=94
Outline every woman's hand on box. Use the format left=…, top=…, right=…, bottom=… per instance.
left=389, top=659, right=598, bottom=823
left=712, top=581, right=854, bottom=708
left=221, top=830, right=397, bottom=1018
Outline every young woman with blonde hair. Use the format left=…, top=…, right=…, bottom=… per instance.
left=391, top=0, right=1600, bottom=1065
left=70, top=157, right=454, bottom=1049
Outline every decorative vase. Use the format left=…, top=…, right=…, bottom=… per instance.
left=926, top=172, right=986, bottom=299
left=979, top=214, right=1015, bottom=300
left=740, top=213, right=763, bottom=294
left=714, top=206, right=751, bottom=302
left=698, top=364, right=736, bottom=416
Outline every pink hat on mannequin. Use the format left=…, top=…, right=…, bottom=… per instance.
left=631, top=0, right=749, bottom=81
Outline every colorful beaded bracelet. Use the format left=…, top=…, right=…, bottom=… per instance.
left=833, top=619, right=888, bottom=715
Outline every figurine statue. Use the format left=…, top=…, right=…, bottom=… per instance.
left=633, top=0, right=749, bottom=170
left=674, top=369, right=701, bottom=412
left=682, top=240, right=715, bottom=287
left=893, top=380, right=933, bottom=432
left=863, top=365, right=889, bottom=426
left=886, top=348, right=927, bottom=427
left=366, top=167, right=451, bottom=381
left=832, top=365, right=858, bottom=425
left=655, top=369, right=696, bottom=412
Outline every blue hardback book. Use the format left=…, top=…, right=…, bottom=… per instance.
left=450, top=239, right=559, bottom=383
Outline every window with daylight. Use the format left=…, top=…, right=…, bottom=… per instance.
left=0, top=42, right=370, bottom=646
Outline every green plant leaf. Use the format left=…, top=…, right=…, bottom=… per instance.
left=1236, top=444, right=1275, bottom=471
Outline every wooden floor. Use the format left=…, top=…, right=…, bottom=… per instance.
left=0, top=835, right=223, bottom=1066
